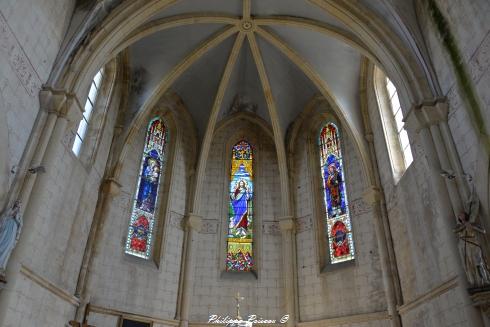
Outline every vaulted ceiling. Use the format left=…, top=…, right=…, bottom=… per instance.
left=123, top=0, right=387, bottom=140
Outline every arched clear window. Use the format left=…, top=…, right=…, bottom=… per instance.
left=374, top=67, right=413, bottom=179
left=385, top=77, right=413, bottom=168
left=125, top=117, right=168, bottom=259
left=319, top=122, right=355, bottom=264
left=72, top=68, right=104, bottom=156
left=226, top=140, right=254, bottom=271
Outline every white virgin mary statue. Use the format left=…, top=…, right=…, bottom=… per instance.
left=0, top=201, right=22, bottom=281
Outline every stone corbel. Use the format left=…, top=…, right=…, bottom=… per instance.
left=39, top=86, right=83, bottom=122
left=404, top=98, right=448, bottom=134
left=278, top=216, right=295, bottom=233
left=184, top=213, right=202, bottom=232
left=101, top=178, right=121, bottom=196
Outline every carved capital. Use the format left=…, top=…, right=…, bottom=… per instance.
left=404, top=98, right=448, bottom=133
left=362, top=186, right=382, bottom=205
left=39, top=87, right=83, bottom=122
left=278, top=216, right=295, bottom=232
left=184, top=213, right=202, bottom=232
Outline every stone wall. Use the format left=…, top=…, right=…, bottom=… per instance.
left=292, top=107, right=387, bottom=322
left=415, top=0, right=490, bottom=180
left=0, top=0, right=75, bottom=208
left=190, top=116, right=283, bottom=322
left=84, top=104, right=195, bottom=322
left=366, top=64, right=477, bottom=326
left=0, top=73, right=119, bottom=327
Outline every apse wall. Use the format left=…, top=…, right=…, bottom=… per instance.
left=190, top=115, right=283, bottom=322
left=0, top=0, right=75, bottom=210
left=0, top=69, right=119, bottom=326
left=365, top=68, right=476, bottom=326
left=291, top=107, right=389, bottom=325
left=85, top=104, right=196, bottom=325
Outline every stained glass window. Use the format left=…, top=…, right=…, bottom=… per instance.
left=125, top=117, right=168, bottom=259
left=226, top=140, right=254, bottom=271
left=72, top=68, right=104, bottom=156
left=319, top=122, right=355, bottom=264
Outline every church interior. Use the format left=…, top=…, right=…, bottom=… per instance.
left=0, top=0, right=490, bottom=326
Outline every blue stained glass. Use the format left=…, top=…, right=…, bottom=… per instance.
left=319, top=123, right=355, bottom=264
left=125, top=117, right=167, bottom=259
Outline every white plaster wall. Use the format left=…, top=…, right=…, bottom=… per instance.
left=0, top=0, right=75, bottom=207
left=293, top=111, right=387, bottom=322
left=190, top=117, right=283, bottom=322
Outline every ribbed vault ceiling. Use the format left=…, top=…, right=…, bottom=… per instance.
left=126, top=0, right=370, bottom=139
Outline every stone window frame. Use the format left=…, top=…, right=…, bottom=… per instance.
left=219, top=129, right=262, bottom=280
left=373, top=66, right=413, bottom=182
left=70, top=59, right=118, bottom=166
left=306, top=112, right=357, bottom=272
left=123, top=109, right=178, bottom=267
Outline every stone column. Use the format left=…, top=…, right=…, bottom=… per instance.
left=363, top=188, right=401, bottom=327
left=74, top=178, right=121, bottom=321
left=177, top=213, right=202, bottom=327
left=405, top=101, right=484, bottom=326
left=279, top=216, right=296, bottom=327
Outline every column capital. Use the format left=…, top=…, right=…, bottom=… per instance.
left=184, top=213, right=202, bottom=232
left=39, top=86, right=83, bottom=121
left=278, top=216, right=295, bottom=232
left=404, top=97, right=448, bottom=133
left=362, top=186, right=382, bottom=205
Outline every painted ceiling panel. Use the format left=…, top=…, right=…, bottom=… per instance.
left=171, top=36, right=236, bottom=138
left=127, top=23, right=227, bottom=116
left=263, top=25, right=364, bottom=135
left=257, top=35, right=318, bottom=138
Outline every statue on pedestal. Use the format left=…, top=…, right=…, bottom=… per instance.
left=453, top=177, right=490, bottom=287
left=0, top=201, right=22, bottom=283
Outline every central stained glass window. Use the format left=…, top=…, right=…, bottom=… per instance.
left=226, top=140, right=254, bottom=271
left=125, top=117, right=167, bottom=259
left=319, top=122, right=355, bottom=264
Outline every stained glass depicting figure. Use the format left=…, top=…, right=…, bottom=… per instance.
left=319, top=122, right=355, bottom=264
left=125, top=118, right=167, bottom=259
left=226, top=140, right=254, bottom=271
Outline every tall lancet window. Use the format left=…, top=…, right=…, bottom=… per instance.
left=226, top=140, right=254, bottom=271
left=125, top=117, right=168, bottom=259
left=319, top=123, right=355, bottom=264
left=385, top=77, right=413, bottom=168
left=72, top=68, right=104, bottom=156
